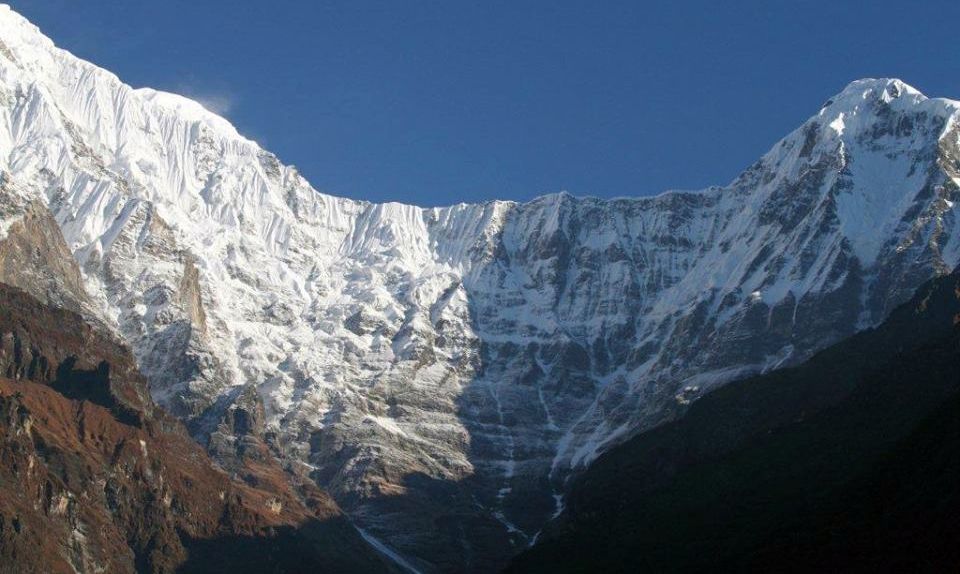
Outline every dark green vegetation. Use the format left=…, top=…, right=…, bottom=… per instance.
left=510, top=270, right=960, bottom=573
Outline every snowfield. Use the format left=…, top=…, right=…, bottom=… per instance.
left=2, top=4, right=960, bottom=569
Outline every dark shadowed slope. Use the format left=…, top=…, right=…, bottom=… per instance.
left=509, top=269, right=960, bottom=573
left=0, top=282, right=393, bottom=573
left=5, top=8, right=960, bottom=567
left=747, top=390, right=960, bottom=572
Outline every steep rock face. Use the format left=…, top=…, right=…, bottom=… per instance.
left=2, top=5, right=960, bottom=569
left=508, top=269, right=960, bottom=573
left=0, top=281, right=152, bottom=423
left=0, top=282, right=392, bottom=573
left=0, top=173, right=89, bottom=313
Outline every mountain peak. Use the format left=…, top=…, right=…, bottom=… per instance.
left=820, top=78, right=928, bottom=115
left=0, top=4, right=54, bottom=56
left=841, top=77, right=922, bottom=97
left=2, top=6, right=960, bottom=571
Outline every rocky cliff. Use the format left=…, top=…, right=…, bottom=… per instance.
left=2, top=4, right=960, bottom=569
left=0, top=280, right=393, bottom=573
left=509, top=268, right=960, bottom=572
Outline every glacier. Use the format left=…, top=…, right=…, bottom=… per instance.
left=2, top=4, right=960, bottom=570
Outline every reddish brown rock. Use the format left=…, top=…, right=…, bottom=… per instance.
left=0, top=283, right=391, bottom=573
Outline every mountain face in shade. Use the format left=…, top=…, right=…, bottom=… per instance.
left=508, top=268, right=960, bottom=573
left=2, top=4, right=960, bottom=570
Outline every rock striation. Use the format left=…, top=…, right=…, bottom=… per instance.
left=2, top=4, right=960, bottom=569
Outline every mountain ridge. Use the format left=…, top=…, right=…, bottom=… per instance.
left=0, top=280, right=394, bottom=573
left=509, top=267, right=960, bottom=572
left=2, top=3, right=960, bottom=570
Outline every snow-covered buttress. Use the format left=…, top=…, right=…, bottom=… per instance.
left=2, top=5, right=959, bottom=570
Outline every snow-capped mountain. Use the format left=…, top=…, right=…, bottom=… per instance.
left=2, top=4, right=959, bottom=570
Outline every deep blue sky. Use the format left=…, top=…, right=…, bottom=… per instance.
left=12, top=1, right=960, bottom=205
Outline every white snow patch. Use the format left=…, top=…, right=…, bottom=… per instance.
left=355, top=527, right=424, bottom=574
left=829, top=112, right=846, bottom=135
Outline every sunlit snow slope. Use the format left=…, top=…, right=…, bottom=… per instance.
left=2, top=5, right=960, bottom=571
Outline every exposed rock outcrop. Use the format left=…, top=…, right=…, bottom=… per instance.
left=0, top=174, right=89, bottom=313
left=2, top=4, right=960, bottom=570
left=510, top=269, right=960, bottom=572
left=0, top=282, right=393, bottom=573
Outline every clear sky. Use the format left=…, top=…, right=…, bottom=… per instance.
left=11, top=0, right=960, bottom=205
